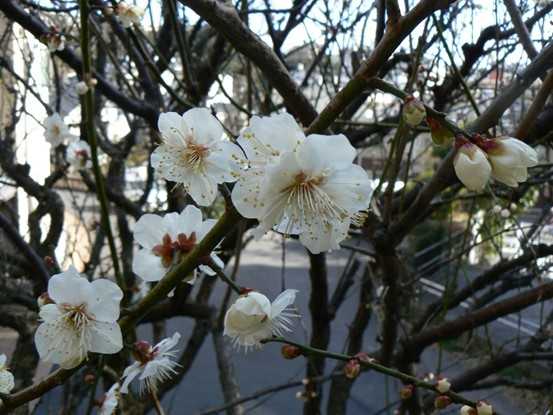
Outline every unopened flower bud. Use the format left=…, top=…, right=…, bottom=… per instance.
left=343, top=359, right=360, bottom=379
left=454, top=137, right=491, bottom=192
left=403, top=96, right=426, bottom=127
left=281, top=345, right=302, bottom=360
left=460, top=406, right=477, bottom=415
left=483, top=136, right=538, bottom=188
left=436, top=377, right=451, bottom=393
left=44, top=256, right=55, bottom=267
left=434, top=395, right=452, bottom=409
left=427, top=115, right=454, bottom=146
left=399, top=384, right=414, bottom=400
left=476, top=401, right=493, bottom=415
left=492, top=205, right=502, bottom=214
left=295, top=391, right=306, bottom=400
left=354, top=352, right=374, bottom=364
left=239, top=287, right=254, bottom=295
left=500, top=209, right=510, bottom=218
left=84, top=373, right=96, bottom=384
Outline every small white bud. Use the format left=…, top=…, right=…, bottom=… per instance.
left=436, top=378, right=451, bottom=393
left=500, top=209, right=510, bottom=218
left=492, top=205, right=502, bottom=214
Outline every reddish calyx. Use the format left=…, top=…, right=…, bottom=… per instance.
left=152, top=232, right=197, bottom=268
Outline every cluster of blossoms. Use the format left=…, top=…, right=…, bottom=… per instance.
left=44, top=113, right=92, bottom=170
left=401, top=96, right=538, bottom=192
left=152, top=109, right=373, bottom=254
left=454, top=135, right=538, bottom=191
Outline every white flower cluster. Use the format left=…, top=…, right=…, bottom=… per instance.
left=152, top=109, right=373, bottom=254
left=44, top=113, right=91, bottom=170
left=454, top=136, right=538, bottom=191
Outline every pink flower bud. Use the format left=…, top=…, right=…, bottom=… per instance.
left=427, top=116, right=454, bottom=146
left=403, top=96, right=426, bottom=127
left=343, top=359, right=361, bottom=379
left=399, top=384, right=414, bottom=400
left=434, top=395, right=452, bottom=409
left=281, top=345, right=302, bottom=359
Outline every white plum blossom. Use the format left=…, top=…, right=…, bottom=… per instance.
left=34, top=267, right=123, bottom=369
left=115, top=2, right=144, bottom=28
left=231, top=113, right=305, bottom=218
left=453, top=139, right=491, bottom=192
left=224, top=289, right=298, bottom=350
left=99, top=382, right=120, bottom=415
left=121, top=333, right=181, bottom=394
left=235, top=132, right=372, bottom=254
left=44, top=113, right=73, bottom=147
left=485, top=137, right=538, bottom=187
left=66, top=140, right=92, bottom=169
left=151, top=108, right=244, bottom=206
left=0, top=354, right=14, bottom=395
left=132, top=205, right=223, bottom=283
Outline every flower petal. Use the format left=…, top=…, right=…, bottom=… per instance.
left=238, top=113, right=304, bottom=162
left=300, top=217, right=350, bottom=254
left=270, top=289, right=298, bottom=318
left=320, top=164, right=373, bottom=215
left=133, top=214, right=166, bottom=249
left=48, top=267, right=92, bottom=305
left=87, top=279, right=123, bottom=322
left=132, top=249, right=167, bottom=282
left=231, top=168, right=267, bottom=219
left=181, top=108, right=223, bottom=146
left=88, top=321, right=123, bottom=354
left=298, top=134, right=356, bottom=173
left=158, top=112, right=189, bottom=147
left=121, top=363, right=142, bottom=394
left=186, top=172, right=218, bottom=207
left=178, top=205, right=204, bottom=236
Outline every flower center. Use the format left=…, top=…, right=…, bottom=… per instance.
left=278, top=171, right=348, bottom=232
left=181, top=143, right=209, bottom=170
left=62, top=304, right=91, bottom=331
left=75, top=149, right=88, bottom=161
left=152, top=232, right=197, bottom=268
left=52, top=125, right=61, bottom=137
